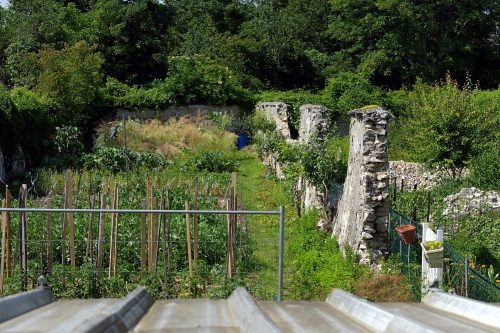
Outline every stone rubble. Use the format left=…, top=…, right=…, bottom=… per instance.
left=442, top=187, right=499, bottom=219
left=389, top=161, right=467, bottom=191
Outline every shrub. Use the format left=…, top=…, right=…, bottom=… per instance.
left=323, top=71, right=386, bottom=116
left=83, top=147, right=171, bottom=172
left=355, top=274, right=415, bottom=302
left=394, top=77, right=497, bottom=178
left=450, top=212, right=500, bottom=271
left=190, top=151, right=239, bottom=173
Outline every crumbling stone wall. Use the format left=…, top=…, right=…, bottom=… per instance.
left=333, top=107, right=391, bottom=266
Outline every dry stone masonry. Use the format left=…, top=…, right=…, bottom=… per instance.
left=333, top=107, right=391, bottom=266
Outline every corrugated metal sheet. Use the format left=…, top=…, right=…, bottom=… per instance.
left=0, top=284, right=499, bottom=333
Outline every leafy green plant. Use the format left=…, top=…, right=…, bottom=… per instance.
left=190, top=151, right=239, bottom=173
left=422, top=240, right=443, bottom=251
left=83, top=147, right=172, bottom=172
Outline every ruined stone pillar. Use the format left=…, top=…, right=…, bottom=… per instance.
left=298, top=105, right=328, bottom=143
left=256, top=102, right=291, bottom=140
left=297, top=105, right=329, bottom=210
left=332, top=106, right=391, bottom=266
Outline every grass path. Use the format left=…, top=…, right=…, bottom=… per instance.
left=236, top=150, right=297, bottom=299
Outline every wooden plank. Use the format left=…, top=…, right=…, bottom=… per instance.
left=1, top=200, right=6, bottom=294
left=97, top=192, right=107, bottom=275
left=140, top=199, right=146, bottom=277
left=185, top=201, right=192, bottom=279
left=5, top=189, right=11, bottom=277
left=193, top=177, right=198, bottom=271
left=66, top=170, right=76, bottom=268
left=46, top=193, right=53, bottom=274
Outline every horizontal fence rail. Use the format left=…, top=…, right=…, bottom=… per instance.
left=0, top=206, right=286, bottom=302
left=0, top=208, right=281, bottom=215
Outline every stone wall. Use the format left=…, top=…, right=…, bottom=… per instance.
left=117, top=105, right=241, bottom=123
left=333, top=107, right=391, bottom=266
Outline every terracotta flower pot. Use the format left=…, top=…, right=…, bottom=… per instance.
left=395, top=224, right=417, bottom=245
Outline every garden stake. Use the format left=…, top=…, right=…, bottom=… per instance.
left=140, top=199, right=146, bottom=277
left=97, top=192, right=107, bottom=275
left=0, top=200, right=6, bottom=295
left=65, top=170, right=76, bottom=268
left=19, top=184, right=28, bottom=290
left=161, top=192, right=167, bottom=281
left=5, top=188, right=11, bottom=277
left=46, top=193, right=53, bottom=274
left=86, top=194, right=95, bottom=262
left=166, top=191, right=172, bottom=281
left=193, top=177, right=198, bottom=271
left=185, top=201, right=192, bottom=279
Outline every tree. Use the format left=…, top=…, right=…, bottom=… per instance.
left=327, top=0, right=500, bottom=89
left=400, top=76, right=498, bottom=178
left=80, top=0, right=172, bottom=84
left=35, top=41, right=104, bottom=124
